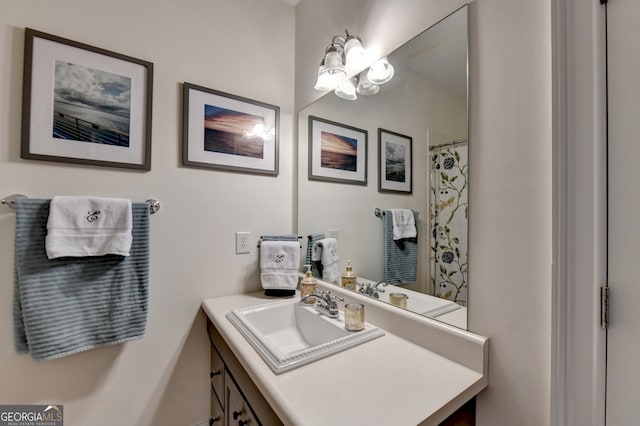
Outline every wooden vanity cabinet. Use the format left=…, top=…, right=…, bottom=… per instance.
left=207, top=319, right=282, bottom=426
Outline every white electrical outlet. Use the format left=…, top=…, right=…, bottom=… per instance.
left=235, top=231, right=251, bottom=254
left=328, top=229, right=339, bottom=240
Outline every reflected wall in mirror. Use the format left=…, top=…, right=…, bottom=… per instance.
left=297, top=6, right=469, bottom=329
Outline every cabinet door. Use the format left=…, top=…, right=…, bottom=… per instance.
left=225, top=377, right=259, bottom=426
left=210, top=347, right=225, bottom=405
left=210, top=391, right=225, bottom=426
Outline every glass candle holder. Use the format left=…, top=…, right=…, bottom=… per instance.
left=389, top=293, right=408, bottom=308
left=344, top=303, right=365, bottom=331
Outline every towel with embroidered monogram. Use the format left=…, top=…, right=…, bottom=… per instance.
left=260, top=240, right=300, bottom=291
left=45, top=196, right=132, bottom=259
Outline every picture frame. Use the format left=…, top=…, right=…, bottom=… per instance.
left=308, top=116, right=367, bottom=185
left=21, top=28, right=153, bottom=170
left=378, top=128, right=412, bottom=193
left=182, top=82, right=279, bottom=176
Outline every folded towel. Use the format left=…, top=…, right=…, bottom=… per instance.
left=14, top=198, right=150, bottom=361
left=306, top=233, right=325, bottom=278
left=312, top=238, right=339, bottom=284
left=383, top=210, right=418, bottom=285
left=390, top=209, right=417, bottom=240
left=46, top=196, right=133, bottom=259
left=260, top=241, right=300, bottom=291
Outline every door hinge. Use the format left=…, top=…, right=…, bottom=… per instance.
left=601, top=286, right=609, bottom=329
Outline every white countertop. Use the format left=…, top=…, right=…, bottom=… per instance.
left=202, top=287, right=488, bottom=426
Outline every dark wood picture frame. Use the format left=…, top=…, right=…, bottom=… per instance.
left=182, top=82, right=279, bottom=176
left=308, top=115, right=368, bottom=185
left=378, top=128, right=412, bottom=194
left=21, top=28, right=153, bottom=170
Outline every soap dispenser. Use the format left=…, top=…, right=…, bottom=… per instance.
left=300, top=264, right=317, bottom=304
left=341, top=260, right=357, bottom=291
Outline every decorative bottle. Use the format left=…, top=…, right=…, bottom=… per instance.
left=300, top=265, right=317, bottom=304
left=341, top=260, right=357, bottom=291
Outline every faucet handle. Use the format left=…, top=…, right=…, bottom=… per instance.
left=321, top=290, right=343, bottom=301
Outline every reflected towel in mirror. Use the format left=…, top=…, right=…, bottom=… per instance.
left=390, top=209, right=417, bottom=240
left=383, top=210, right=418, bottom=284
left=312, top=237, right=340, bottom=284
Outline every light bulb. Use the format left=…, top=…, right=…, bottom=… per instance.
left=356, top=71, right=380, bottom=95
left=335, top=77, right=357, bottom=100
left=368, top=57, right=395, bottom=84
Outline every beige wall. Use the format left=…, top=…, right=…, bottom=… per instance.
left=0, top=1, right=295, bottom=425
left=296, top=1, right=552, bottom=425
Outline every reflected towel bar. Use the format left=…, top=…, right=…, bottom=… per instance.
left=374, top=208, right=419, bottom=218
left=1, top=194, right=161, bottom=215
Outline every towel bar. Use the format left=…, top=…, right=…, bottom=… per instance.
left=1, top=194, right=161, bottom=215
left=257, top=235, right=302, bottom=248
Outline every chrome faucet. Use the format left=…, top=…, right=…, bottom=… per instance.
left=300, top=290, right=344, bottom=318
left=357, top=280, right=388, bottom=299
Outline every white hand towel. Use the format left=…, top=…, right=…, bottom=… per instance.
left=311, top=237, right=340, bottom=284
left=45, top=196, right=133, bottom=259
left=390, top=209, right=417, bottom=240
left=260, top=241, right=300, bottom=290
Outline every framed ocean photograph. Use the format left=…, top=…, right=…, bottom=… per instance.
left=182, top=83, right=279, bottom=176
left=21, top=28, right=153, bottom=170
left=308, top=116, right=367, bottom=185
left=378, top=128, right=412, bottom=193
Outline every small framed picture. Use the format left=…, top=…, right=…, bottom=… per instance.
left=308, top=116, right=367, bottom=185
left=21, top=28, right=153, bottom=170
left=378, top=128, right=412, bottom=193
left=182, top=82, right=279, bottom=176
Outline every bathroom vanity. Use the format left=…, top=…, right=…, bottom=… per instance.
left=202, top=281, right=488, bottom=425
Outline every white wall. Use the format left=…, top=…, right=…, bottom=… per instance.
left=296, top=1, right=552, bottom=425
left=0, top=1, right=295, bottom=425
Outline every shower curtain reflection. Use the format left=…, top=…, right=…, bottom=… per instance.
left=429, top=141, right=468, bottom=306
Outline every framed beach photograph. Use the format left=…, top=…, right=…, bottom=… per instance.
left=182, top=83, right=279, bottom=176
left=378, top=128, right=412, bottom=193
left=21, top=28, right=153, bottom=170
left=308, top=116, right=367, bottom=185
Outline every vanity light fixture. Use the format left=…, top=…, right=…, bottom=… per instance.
left=314, top=29, right=368, bottom=91
left=313, top=30, right=394, bottom=100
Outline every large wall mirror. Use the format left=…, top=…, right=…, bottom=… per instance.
left=297, top=6, right=469, bottom=329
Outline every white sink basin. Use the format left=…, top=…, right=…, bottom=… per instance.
left=226, top=299, right=384, bottom=374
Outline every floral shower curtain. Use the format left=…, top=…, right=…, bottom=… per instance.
left=429, top=143, right=468, bottom=306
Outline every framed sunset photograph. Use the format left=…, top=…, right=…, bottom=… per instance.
left=308, top=116, right=367, bottom=185
left=21, top=28, right=153, bottom=170
left=182, top=83, right=279, bottom=175
left=378, top=128, right=412, bottom=193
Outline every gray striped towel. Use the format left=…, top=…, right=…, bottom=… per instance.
left=13, top=198, right=150, bottom=361
left=306, top=234, right=325, bottom=278
left=383, top=210, right=419, bottom=285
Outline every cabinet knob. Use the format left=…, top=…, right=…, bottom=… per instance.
left=210, top=370, right=221, bottom=378
left=209, top=416, right=220, bottom=425
left=233, top=410, right=242, bottom=420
